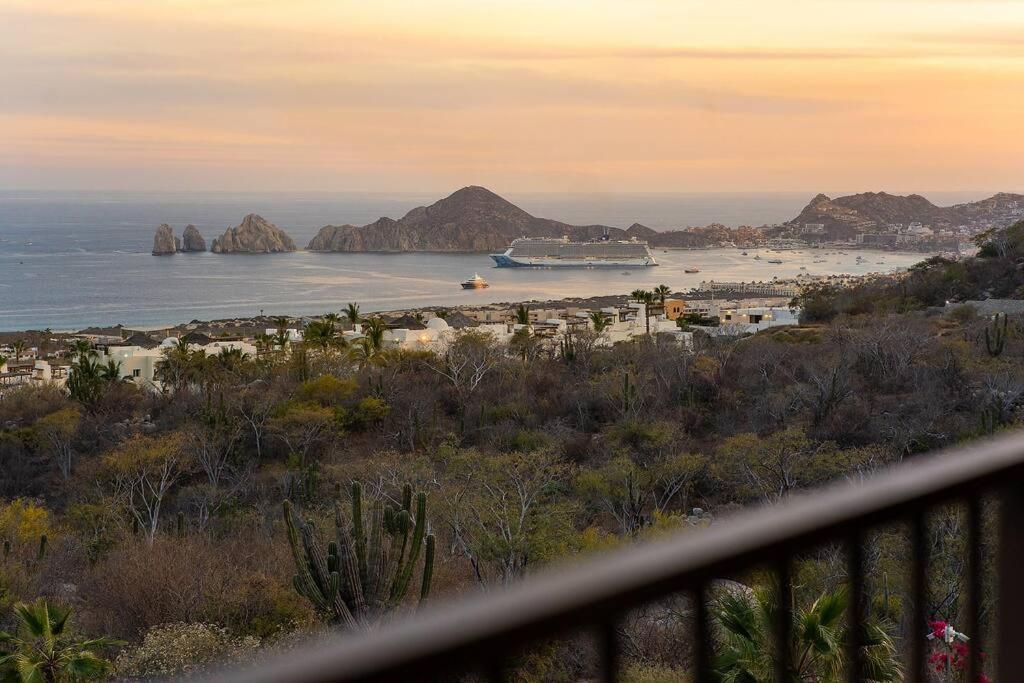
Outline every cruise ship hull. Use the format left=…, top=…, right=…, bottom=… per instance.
left=490, top=253, right=658, bottom=268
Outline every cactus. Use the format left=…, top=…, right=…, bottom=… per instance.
left=176, top=511, right=186, bottom=539
left=283, top=481, right=435, bottom=629
left=985, top=313, right=1009, bottom=357
left=559, top=334, right=577, bottom=363
left=37, top=534, right=47, bottom=562
left=621, top=372, right=638, bottom=414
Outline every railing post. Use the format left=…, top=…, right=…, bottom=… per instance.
left=999, top=481, right=1024, bottom=680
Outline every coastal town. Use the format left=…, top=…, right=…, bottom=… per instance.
left=1, top=280, right=810, bottom=395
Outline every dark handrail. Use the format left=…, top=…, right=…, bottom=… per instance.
left=220, top=430, right=1024, bottom=683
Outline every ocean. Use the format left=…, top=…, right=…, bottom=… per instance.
left=0, top=190, right=973, bottom=331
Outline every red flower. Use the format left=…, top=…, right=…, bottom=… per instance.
left=930, top=620, right=947, bottom=639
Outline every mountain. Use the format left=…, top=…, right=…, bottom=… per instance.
left=787, top=191, right=1024, bottom=239
left=211, top=214, right=297, bottom=254
left=307, top=186, right=622, bottom=252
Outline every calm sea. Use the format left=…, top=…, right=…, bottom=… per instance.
left=0, top=190, right=976, bottom=331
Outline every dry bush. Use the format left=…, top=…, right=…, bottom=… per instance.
left=78, top=524, right=312, bottom=641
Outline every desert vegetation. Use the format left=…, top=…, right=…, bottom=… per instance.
left=2, top=224, right=1023, bottom=679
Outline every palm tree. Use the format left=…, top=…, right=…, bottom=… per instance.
left=344, top=302, right=361, bottom=326
left=98, top=359, right=123, bottom=382
left=303, top=320, right=335, bottom=350
left=0, top=599, right=117, bottom=682
left=69, top=339, right=94, bottom=361
left=630, top=289, right=655, bottom=336
left=514, top=304, right=530, bottom=326
left=12, top=340, right=27, bottom=363
left=653, top=284, right=672, bottom=305
left=349, top=337, right=377, bottom=368
left=253, top=333, right=273, bottom=355
left=712, top=586, right=899, bottom=683
left=67, top=354, right=104, bottom=404
left=588, top=310, right=612, bottom=334
left=155, top=338, right=199, bottom=391
left=363, top=318, right=386, bottom=351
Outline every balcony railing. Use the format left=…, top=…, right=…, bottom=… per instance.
left=222, top=431, right=1024, bottom=682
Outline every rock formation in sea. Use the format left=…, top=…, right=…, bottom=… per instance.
left=181, top=224, right=207, bottom=252
left=210, top=214, right=297, bottom=254
left=152, top=224, right=180, bottom=255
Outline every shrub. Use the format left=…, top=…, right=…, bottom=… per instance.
left=115, top=622, right=259, bottom=679
left=622, top=664, right=691, bottom=683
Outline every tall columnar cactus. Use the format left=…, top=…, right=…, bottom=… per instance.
left=622, top=371, right=638, bottom=414
left=985, top=313, right=1009, bottom=357
left=283, top=482, right=435, bottom=629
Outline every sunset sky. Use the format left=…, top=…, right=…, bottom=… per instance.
left=2, top=0, right=1023, bottom=193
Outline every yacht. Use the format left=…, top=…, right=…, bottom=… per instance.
left=460, top=273, right=489, bottom=289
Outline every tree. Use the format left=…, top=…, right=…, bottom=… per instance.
left=715, top=428, right=836, bottom=504
left=34, top=407, right=81, bottom=480
left=514, top=304, right=531, bottom=326
left=712, top=586, right=900, bottom=682
left=69, top=339, right=93, bottom=360
left=303, top=320, right=337, bottom=351
left=66, top=354, right=103, bottom=405
left=11, top=340, right=27, bottom=363
left=283, top=481, right=435, bottom=629
left=101, top=433, right=192, bottom=544
left=653, top=284, right=672, bottom=305
left=631, top=289, right=655, bottom=335
left=428, top=331, right=503, bottom=431
left=362, top=318, right=386, bottom=351
left=0, top=599, right=117, bottom=682
left=98, top=359, right=123, bottom=382
left=344, top=302, right=361, bottom=326
left=155, top=339, right=199, bottom=391
left=588, top=311, right=612, bottom=334
left=442, top=449, right=574, bottom=586
left=576, top=452, right=703, bottom=536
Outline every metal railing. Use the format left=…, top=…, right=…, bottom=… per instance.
left=226, top=431, right=1024, bottom=682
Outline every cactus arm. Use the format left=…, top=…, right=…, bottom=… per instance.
left=392, top=492, right=427, bottom=603
left=419, top=534, right=436, bottom=605
left=283, top=501, right=329, bottom=612
left=334, top=502, right=368, bottom=620
left=351, top=481, right=367, bottom=586
left=366, top=500, right=387, bottom=610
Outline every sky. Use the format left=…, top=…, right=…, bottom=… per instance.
left=1, top=0, right=1023, bottom=194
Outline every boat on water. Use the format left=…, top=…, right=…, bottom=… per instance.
left=753, top=255, right=762, bottom=260
left=490, top=234, right=657, bottom=268
left=460, top=273, right=489, bottom=289
left=768, top=258, right=784, bottom=264
left=685, top=267, right=701, bottom=274
left=741, top=251, right=748, bottom=256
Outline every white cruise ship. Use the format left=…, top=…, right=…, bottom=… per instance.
left=490, top=236, right=657, bottom=268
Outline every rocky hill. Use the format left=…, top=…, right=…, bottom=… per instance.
left=307, top=186, right=620, bottom=252
left=306, top=186, right=759, bottom=252
left=211, top=214, right=296, bottom=254
left=152, top=224, right=180, bottom=255
left=787, top=191, right=1024, bottom=239
left=181, top=224, right=206, bottom=252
